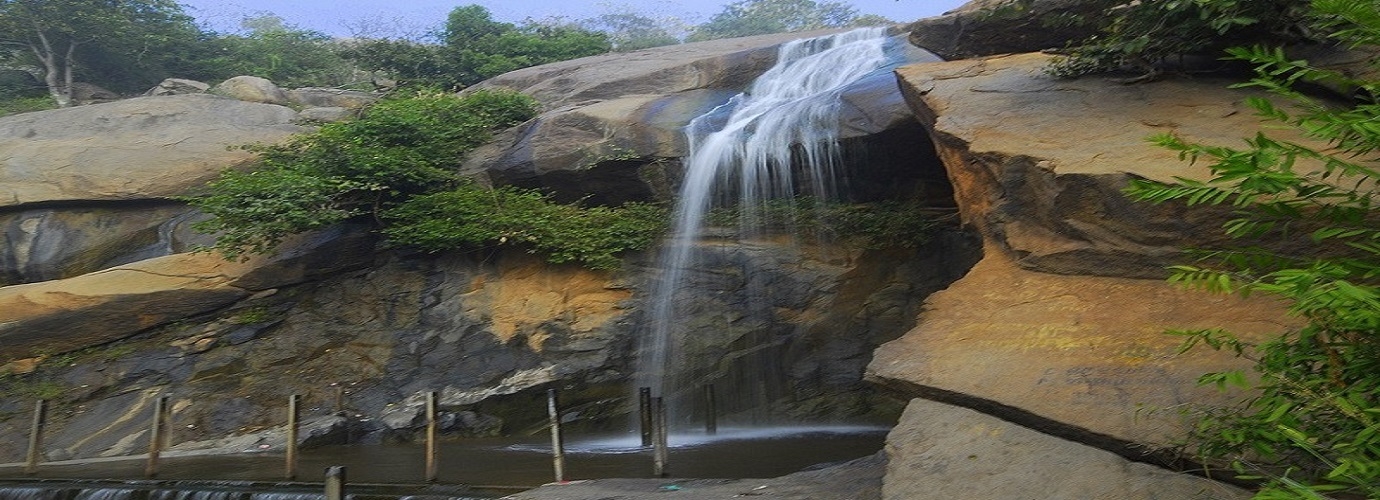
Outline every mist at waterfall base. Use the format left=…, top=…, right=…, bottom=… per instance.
left=635, top=27, right=912, bottom=427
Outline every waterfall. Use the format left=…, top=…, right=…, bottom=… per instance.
left=636, top=27, right=907, bottom=425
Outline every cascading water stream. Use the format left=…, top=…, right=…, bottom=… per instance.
left=636, top=27, right=908, bottom=425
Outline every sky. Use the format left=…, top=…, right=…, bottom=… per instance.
left=176, top=0, right=970, bottom=38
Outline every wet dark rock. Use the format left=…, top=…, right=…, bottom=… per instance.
left=905, top=0, right=1105, bottom=60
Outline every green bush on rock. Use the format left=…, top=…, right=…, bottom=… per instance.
left=187, top=89, right=669, bottom=269
left=1121, top=1, right=1380, bottom=497
left=382, top=187, right=668, bottom=270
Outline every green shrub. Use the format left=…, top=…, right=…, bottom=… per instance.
left=189, top=87, right=666, bottom=270
left=187, top=89, right=538, bottom=260
left=382, top=185, right=668, bottom=270
left=0, top=96, right=57, bottom=117
left=1042, top=0, right=1314, bottom=79
left=1125, top=1, right=1380, bottom=496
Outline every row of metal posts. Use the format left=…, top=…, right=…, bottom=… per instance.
left=21, top=383, right=721, bottom=482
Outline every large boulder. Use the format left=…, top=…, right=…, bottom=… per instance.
left=0, top=225, right=375, bottom=361
left=906, top=0, right=1106, bottom=60
left=0, top=93, right=305, bottom=285
left=0, top=204, right=211, bottom=285
left=464, top=29, right=940, bottom=202
left=884, top=399, right=1249, bottom=499
left=868, top=51, right=1304, bottom=465
left=869, top=253, right=1295, bottom=452
left=211, top=76, right=291, bottom=105
left=145, top=78, right=210, bottom=96
left=896, top=52, right=1324, bottom=278
left=0, top=93, right=303, bottom=208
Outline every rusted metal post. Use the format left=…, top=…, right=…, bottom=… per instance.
left=547, top=388, right=566, bottom=483
left=285, top=394, right=301, bottom=480
left=703, top=385, right=717, bottom=436
left=638, top=387, right=652, bottom=446
left=652, top=397, right=669, bottom=477
left=24, top=399, right=46, bottom=475
left=324, top=466, right=346, bottom=500
left=334, top=384, right=345, bottom=413
left=424, top=391, right=439, bottom=483
left=145, top=395, right=169, bottom=478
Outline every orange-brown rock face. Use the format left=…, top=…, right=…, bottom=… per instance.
left=870, top=252, right=1294, bottom=450
left=870, top=52, right=1304, bottom=458
left=896, top=52, right=1326, bottom=279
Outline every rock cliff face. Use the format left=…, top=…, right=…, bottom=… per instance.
left=864, top=37, right=1302, bottom=499
left=0, top=9, right=1311, bottom=496
left=0, top=32, right=967, bottom=466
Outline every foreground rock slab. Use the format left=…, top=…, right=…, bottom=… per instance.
left=505, top=452, right=882, bottom=500
left=868, top=253, right=1295, bottom=453
left=884, top=399, right=1249, bottom=500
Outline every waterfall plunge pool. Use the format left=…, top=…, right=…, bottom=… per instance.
left=0, top=426, right=886, bottom=490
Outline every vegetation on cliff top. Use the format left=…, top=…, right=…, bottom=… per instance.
left=1038, top=0, right=1316, bottom=79
left=1095, top=0, right=1380, bottom=497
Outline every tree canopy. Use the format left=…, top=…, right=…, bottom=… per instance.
left=342, top=5, right=610, bottom=90
left=688, top=0, right=889, bottom=41
left=0, top=0, right=204, bottom=106
left=195, top=15, right=357, bottom=88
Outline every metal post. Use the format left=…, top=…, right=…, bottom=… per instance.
left=324, top=466, right=346, bottom=500
left=424, top=391, right=439, bottom=483
left=285, top=394, right=301, bottom=480
left=703, top=385, right=717, bottom=436
left=547, top=388, right=566, bottom=483
left=638, top=387, right=652, bottom=446
left=652, top=396, right=669, bottom=477
left=334, top=385, right=345, bottom=413
left=24, top=399, right=46, bottom=475
left=145, top=396, right=169, bottom=478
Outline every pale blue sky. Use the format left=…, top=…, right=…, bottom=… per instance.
left=178, top=0, right=969, bottom=38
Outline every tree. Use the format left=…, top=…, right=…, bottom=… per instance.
left=1123, top=0, right=1380, bottom=496
left=687, top=0, right=877, bottom=41
left=197, top=15, right=357, bottom=88
left=440, top=7, right=610, bottom=86
left=0, top=0, right=200, bottom=106
left=581, top=10, right=685, bottom=51
left=343, top=4, right=610, bottom=90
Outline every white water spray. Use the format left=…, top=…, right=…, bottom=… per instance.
left=636, top=27, right=904, bottom=424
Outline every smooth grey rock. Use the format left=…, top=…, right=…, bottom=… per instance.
left=0, top=93, right=303, bottom=208
left=465, top=30, right=940, bottom=203
left=212, top=75, right=291, bottom=105
left=145, top=78, right=210, bottom=96
left=883, top=399, right=1250, bottom=500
